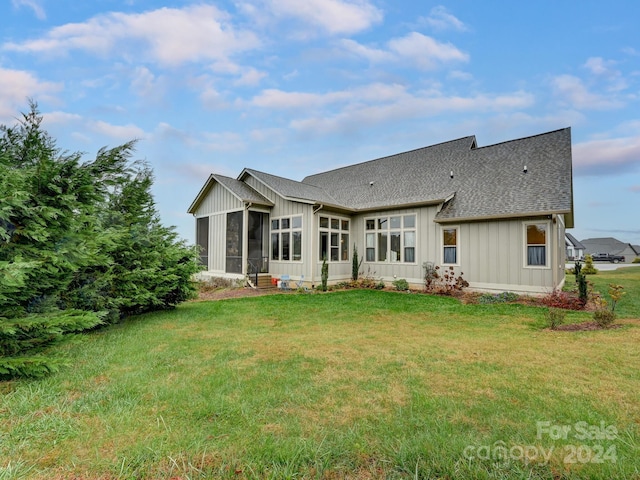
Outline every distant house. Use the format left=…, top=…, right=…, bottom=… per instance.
left=581, top=237, right=640, bottom=263
left=565, top=232, right=586, bottom=260
left=188, top=128, right=574, bottom=294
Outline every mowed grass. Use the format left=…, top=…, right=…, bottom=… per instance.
left=1, top=270, right=640, bottom=479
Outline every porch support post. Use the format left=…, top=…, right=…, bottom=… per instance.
left=242, top=204, right=250, bottom=277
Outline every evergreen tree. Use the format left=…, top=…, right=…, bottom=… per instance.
left=0, top=102, right=199, bottom=378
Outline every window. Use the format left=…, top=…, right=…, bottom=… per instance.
left=319, top=215, right=350, bottom=262
left=443, top=227, right=458, bottom=265
left=364, top=214, right=416, bottom=263
left=525, top=222, right=547, bottom=267
left=271, top=215, right=302, bottom=262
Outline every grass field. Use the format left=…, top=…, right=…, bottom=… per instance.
left=1, top=269, right=639, bottom=479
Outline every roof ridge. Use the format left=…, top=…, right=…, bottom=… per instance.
left=303, top=135, right=477, bottom=182
left=472, top=127, right=570, bottom=151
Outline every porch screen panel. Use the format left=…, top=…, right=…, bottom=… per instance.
left=226, top=211, right=243, bottom=273
left=196, top=217, right=209, bottom=266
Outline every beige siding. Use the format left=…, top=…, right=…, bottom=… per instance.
left=194, top=182, right=244, bottom=275
left=459, top=217, right=557, bottom=293
left=194, top=183, right=243, bottom=216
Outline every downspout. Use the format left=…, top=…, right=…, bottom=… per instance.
left=311, top=205, right=324, bottom=286
left=551, top=214, right=558, bottom=289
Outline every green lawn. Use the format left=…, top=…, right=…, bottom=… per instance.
left=1, top=270, right=640, bottom=479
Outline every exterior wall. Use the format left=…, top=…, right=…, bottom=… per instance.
left=347, top=208, right=564, bottom=294
left=193, top=175, right=566, bottom=293
left=243, top=176, right=315, bottom=281
left=193, top=183, right=244, bottom=276
left=457, top=216, right=561, bottom=294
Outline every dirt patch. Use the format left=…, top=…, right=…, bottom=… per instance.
left=194, top=286, right=283, bottom=302
left=551, top=321, right=625, bottom=332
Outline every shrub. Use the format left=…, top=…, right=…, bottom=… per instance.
left=633, top=257, right=640, bottom=264
left=541, top=290, right=585, bottom=310
left=478, top=292, right=519, bottom=304
left=577, top=273, right=589, bottom=304
left=375, top=280, right=386, bottom=290
left=392, top=278, right=409, bottom=291
left=321, top=256, right=328, bottom=292
left=593, top=309, right=616, bottom=328
left=608, top=284, right=625, bottom=312
left=423, top=263, right=468, bottom=295
left=351, top=244, right=362, bottom=281
left=545, top=308, right=566, bottom=329
left=581, top=254, right=598, bottom=274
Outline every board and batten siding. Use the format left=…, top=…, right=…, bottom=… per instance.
left=351, top=205, right=440, bottom=286
left=458, top=217, right=558, bottom=293
left=193, top=182, right=244, bottom=275
left=243, top=175, right=314, bottom=280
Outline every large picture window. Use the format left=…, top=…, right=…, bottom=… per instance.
left=319, top=215, right=349, bottom=262
left=525, top=222, right=548, bottom=267
left=365, top=214, right=416, bottom=263
left=271, top=215, right=302, bottom=261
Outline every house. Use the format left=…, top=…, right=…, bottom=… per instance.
left=565, top=232, right=586, bottom=261
left=581, top=237, right=640, bottom=263
left=188, top=128, right=574, bottom=294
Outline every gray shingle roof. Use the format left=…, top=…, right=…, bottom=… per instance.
left=212, top=174, right=273, bottom=205
left=565, top=232, right=586, bottom=249
left=241, top=169, right=341, bottom=206
left=303, top=128, right=573, bottom=223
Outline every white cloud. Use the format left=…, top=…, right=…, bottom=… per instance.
left=573, top=134, right=640, bottom=175
left=342, top=32, right=468, bottom=70
left=0, top=68, right=61, bottom=119
left=11, top=0, right=45, bottom=20
left=234, top=68, right=267, bottom=87
left=130, top=66, right=163, bottom=98
left=285, top=88, right=534, bottom=135
left=420, top=6, right=467, bottom=32
left=4, top=5, right=260, bottom=67
left=550, top=74, right=624, bottom=110
left=89, top=120, right=146, bottom=140
left=255, top=0, right=383, bottom=36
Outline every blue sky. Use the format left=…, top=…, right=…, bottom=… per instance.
left=1, top=1, right=639, bottom=245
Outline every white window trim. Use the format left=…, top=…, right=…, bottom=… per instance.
left=271, top=214, right=303, bottom=263
left=441, top=225, right=460, bottom=266
left=523, top=220, right=550, bottom=269
left=318, top=214, right=350, bottom=263
left=363, top=214, right=417, bottom=264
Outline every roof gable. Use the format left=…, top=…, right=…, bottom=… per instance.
left=187, top=173, right=273, bottom=214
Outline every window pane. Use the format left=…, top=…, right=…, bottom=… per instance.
left=404, top=215, right=415, bottom=228
left=292, top=216, right=302, bottom=229
left=281, top=218, right=290, bottom=229
left=528, top=246, right=546, bottom=266
left=331, top=218, right=339, bottom=230
left=342, top=220, right=349, bottom=231
left=341, top=233, right=349, bottom=261
left=366, top=219, right=375, bottom=230
left=319, top=232, right=328, bottom=261
left=404, top=231, right=415, bottom=248
left=293, top=231, right=302, bottom=261
left=366, top=248, right=375, bottom=262
left=282, top=232, right=290, bottom=261
left=390, top=216, right=401, bottom=228
left=444, top=228, right=457, bottom=246
left=404, top=247, right=415, bottom=263
left=527, top=224, right=546, bottom=245
left=378, top=218, right=388, bottom=230
left=271, top=233, right=279, bottom=260
left=196, top=217, right=209, bottom=266
left=331, top=232, right=339, bottom=247
left=444, top=246, right=457, bottom=264
left=390, top=232, right=401, bottom=262
left=320, top=217, right=329, bottom=228
left=271, top=219, right=279, bottom=230
left=331, top=247, right=339, bottom=261
left=366, top=233, right=375, bottom=248
left=378, top=232, right=388, bottom=261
